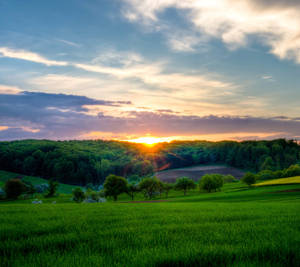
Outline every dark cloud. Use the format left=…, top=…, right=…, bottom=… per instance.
left=0, top=91, right=300, bottom=140
left=248, top=0, right=300, bottom=9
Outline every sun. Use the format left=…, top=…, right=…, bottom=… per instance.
left=127, top=136, right=167, bottom=147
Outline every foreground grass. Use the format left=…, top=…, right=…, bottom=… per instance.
left=255, top=176, right=300, bottom=186
left=0, top=183, right=299, bottom=267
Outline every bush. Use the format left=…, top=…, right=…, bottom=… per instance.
left=4, top=179, right=26, bottom=199
left=139, top=177, right=160, bottom=199
left=242, top=173, right=256, bottom=186
left=174, top=177, right=196, bottom=196
left=72, top=188, right=85, bottom=203
left=104, top=174, right=128, bottom=201
left=200, top=174, right=224, bottom=192
left=163, top=183, right=173, bottom=198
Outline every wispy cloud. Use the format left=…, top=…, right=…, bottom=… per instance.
left=121, top=0, right=300, bottom=63
left=56, top=39, right=81, bottom=47
left=0, top=47, right=68, bottom=66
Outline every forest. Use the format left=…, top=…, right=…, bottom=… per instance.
left=0, top=139, right=299, bottom=186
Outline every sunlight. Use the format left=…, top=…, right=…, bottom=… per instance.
left=127, top=136, right=169, bottom=147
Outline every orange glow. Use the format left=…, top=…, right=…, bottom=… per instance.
left=127, top=136, right=171, bottom=147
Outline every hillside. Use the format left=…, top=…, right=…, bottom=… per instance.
left=0, top=139, right=299, bottom=186
left=0, top=170, right=78, bottom=194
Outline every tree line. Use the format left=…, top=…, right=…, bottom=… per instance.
left=0, top=139, right=299, bottom=186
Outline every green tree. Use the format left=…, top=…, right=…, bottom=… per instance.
left=242, top=173, right=256, bottom=187
left=199, top=174, right=224, bottom=192
left=4, top=179, right=25, bottom=199
left=139, top=177, right=160, bottom=199
left=174, top=177, right=196, bottom=196
left=104, top=174, right=128, bottom=201
left=163, top=182, right=173, bottom=198
left=72, top=188, right=85, bottom=203
left=45, top=180, right=59, bottom=198
left=127, top=183, right=139, bottom=201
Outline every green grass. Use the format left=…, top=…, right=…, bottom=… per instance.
left=0, top=170, right=80, bottom=194
left=255, top=176, right=300, bottom=186
left=0, top=181, right=299, bottom=267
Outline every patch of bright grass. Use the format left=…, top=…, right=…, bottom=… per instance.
left=255, top=176, right=300, bottom=186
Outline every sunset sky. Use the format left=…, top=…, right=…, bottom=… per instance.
left=0, top=0, right=300, bottom=141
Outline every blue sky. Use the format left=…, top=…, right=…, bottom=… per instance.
left=0, top=0, right=300, bottom=141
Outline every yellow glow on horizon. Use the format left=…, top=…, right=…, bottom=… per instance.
left=126, top=136, right=172, bottom=146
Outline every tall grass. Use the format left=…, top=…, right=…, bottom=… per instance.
left=0, top=183, right=299, bottom=266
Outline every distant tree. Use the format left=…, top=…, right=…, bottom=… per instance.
left=174, top=177, right=196, bottom=196
left=284, top=164, right=300, bottom=177
left=257, top=170, right=275, bottom=181
left=200, top=174, right=224, bottom=192
left=163, top=182, right=173, bottom=198
left=223, top=175, right=237, bottom=183
left=242, top=173, right=256, bottom=187
left=4, top=179, right=26, bottom=199
left=104, top=174, right=128, bottom=201
left=45, top=180, right=59, bottom=198
left=139, top=177, right=160, bottom=199
left=72, top=188, right=85, bottom=203
left=127, top=183, right=139, bottom=201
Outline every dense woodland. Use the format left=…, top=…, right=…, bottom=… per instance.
left=0, top=139, right=299, bottom=186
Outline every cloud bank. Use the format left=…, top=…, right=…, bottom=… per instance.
left=0, top=91, right=299, bottom=141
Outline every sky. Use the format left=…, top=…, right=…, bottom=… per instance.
left=0, top=0, right=300, bottom=141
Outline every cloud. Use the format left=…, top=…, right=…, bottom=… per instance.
left=0, top=47, right=68, bottom=66
left=0, top=84, right=22, bottom=94
left=0, top=90, right=300, bottom=141
left=56, top=39, right=81, bottom=47
left=121, top=0, right=300, bottom=63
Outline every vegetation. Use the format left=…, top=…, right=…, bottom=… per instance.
left=139, top=177, right=160, bottom=199
left=103, top=174, right=128, bottom=201
left=174, top=177, right=196, bottom=196
left=4, top=179, right=25, bottom=199
left=242, top=173, right=257, bottom=187
left=0, top=181, right=299, bottom=266
left=72, top=188, right=85, bottom=203
left=199, top=174, right=224, bottom=192
left=0, top=139, right=299, bottom=186
left=126, top=183, right=139, bottom=200
left=44, top=180, right=59, bottom=198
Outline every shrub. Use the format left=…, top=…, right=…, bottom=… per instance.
left=0, top=188, right=5, bottom=199
left=242, top=173, right=256, bottom=187
left=72, top=188, right=85, bottom=203
left=174, top=177, right=196, bottom=196
left=104, top=174, right=128, bottom=201
left=200, top=174, right=224, bottom=192
left=273, top=170, right=284, bottom=178
left=45, top=180, right=59, bottom=198
left=139, top=177, right=160, bottom=199
left=4, top=179, right=26, bottom=199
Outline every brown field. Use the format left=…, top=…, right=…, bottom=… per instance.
left=155, top=165, right=245, bottom=183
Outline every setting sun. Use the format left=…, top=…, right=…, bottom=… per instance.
left=127, top=136, right=170, bottom=146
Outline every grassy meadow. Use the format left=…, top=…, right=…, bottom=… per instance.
left=1, top=180, right=299, bottom=267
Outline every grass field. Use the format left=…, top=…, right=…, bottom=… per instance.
left=256, top=176, right=300, bottom=186
left=0, top=170, right=80, bottom=194
left=1, top=181, right=299, bottom=267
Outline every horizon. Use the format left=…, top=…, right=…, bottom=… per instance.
left=1, top=1, right=300, bottom=141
